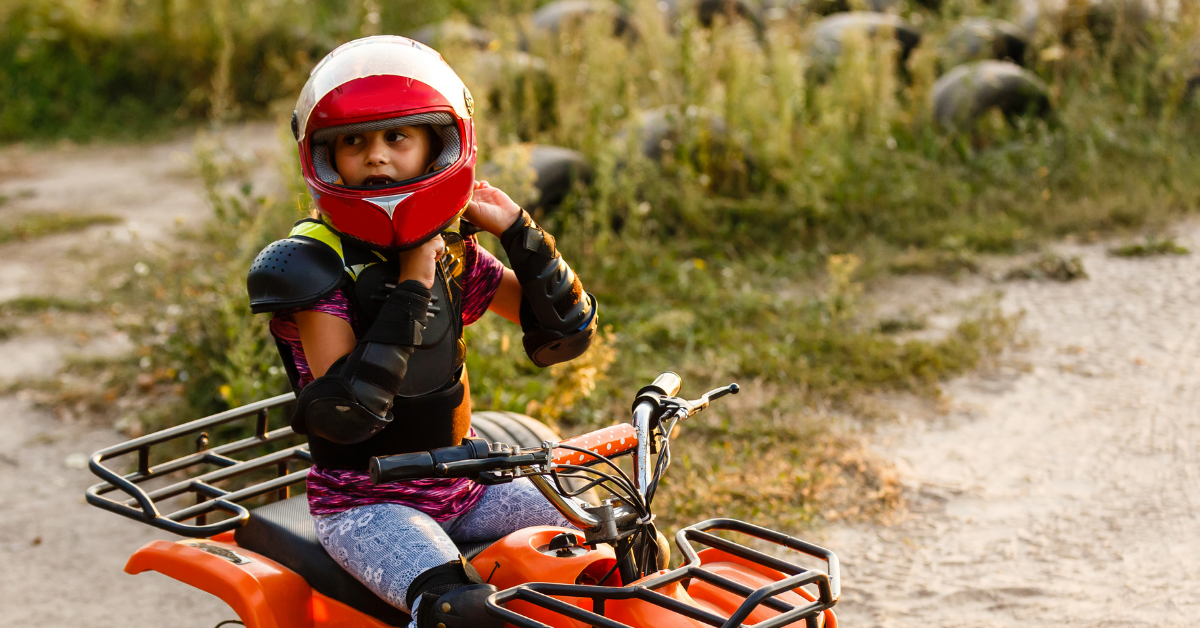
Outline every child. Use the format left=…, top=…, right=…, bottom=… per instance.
left=247, top=36, right=598, bottom=628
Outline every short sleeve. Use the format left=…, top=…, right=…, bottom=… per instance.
left=271, top=289, right=358, bottom=333
left=268, top=288, right=358, bottom=389
left=461, top=236, right=507, bottom=326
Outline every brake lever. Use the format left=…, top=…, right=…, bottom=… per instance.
left=683, top=383, right=740, bottom=418
left=646, top=383, right=741, bottom=432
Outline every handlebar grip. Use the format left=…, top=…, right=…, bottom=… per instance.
left=371, top=437, right=492, bottom=484
left=649, top=372, right=682, bottom=397
left=553, top=424, right=637, bottom=467
left=370, top=452, right=434, bottom=484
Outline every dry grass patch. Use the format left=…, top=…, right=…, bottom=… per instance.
left=0, top=212, right=122, bottom=244
left=1109, top=238, right=1190, bottom=258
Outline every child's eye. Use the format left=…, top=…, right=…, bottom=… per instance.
left=342, top=135, right=363, bottom=146
left=386, top=131, right=407, bottom=142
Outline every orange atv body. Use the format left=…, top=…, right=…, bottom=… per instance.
left=125, top=523, right=836, bottom=628
left=90, top=386, right=840, bottom=628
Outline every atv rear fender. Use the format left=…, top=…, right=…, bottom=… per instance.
left=124, top=537, right=393, bottom=628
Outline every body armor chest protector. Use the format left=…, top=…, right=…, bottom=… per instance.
left=349, top=231, right=468, bottom=397
left=249, top=219, right=473, bottom=470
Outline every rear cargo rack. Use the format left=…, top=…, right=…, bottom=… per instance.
left=86, top=392, right=310, bottom=538
left=486, top=518, right=840, bottom=628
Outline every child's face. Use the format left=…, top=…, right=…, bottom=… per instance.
left=333, top=125, right=432, bottom=187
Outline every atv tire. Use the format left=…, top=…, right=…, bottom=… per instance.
left=807, top=12, right=922, bottom=78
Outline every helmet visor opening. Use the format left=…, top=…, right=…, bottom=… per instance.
left=310, top=112, right=462, bottom=187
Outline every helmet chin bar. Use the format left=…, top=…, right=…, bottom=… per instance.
left=362, top=193, right=414, bottom=220
left=305, top=127, right=475, bottom=250
left=315, top=190, right=471, bottom=252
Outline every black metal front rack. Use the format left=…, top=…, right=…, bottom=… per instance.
left=486, top=518, right=840, bottom=628
left=86, top=392, right=311, bottom=538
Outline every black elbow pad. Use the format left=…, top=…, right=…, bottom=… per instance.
left=293, top=366, right=393, bottom=444
left=501, top=210, right=599, bottom=367
left=520, top=295, right=598, bottom=367
left=293, top=281, right=432, bottom=444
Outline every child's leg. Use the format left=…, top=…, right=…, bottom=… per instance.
left=445, top=477, right=574, bottom=543
left=315, top=502, right=460, bottom=618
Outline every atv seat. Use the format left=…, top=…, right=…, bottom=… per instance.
left=234, top=495, right=497, bottom=627
left=230, top=412, right=559, bottom=626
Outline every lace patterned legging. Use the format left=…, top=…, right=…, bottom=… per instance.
left=314, top=478, right=572, bottom=626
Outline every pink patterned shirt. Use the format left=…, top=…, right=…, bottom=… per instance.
left=269, top=236, right=507, bottom=521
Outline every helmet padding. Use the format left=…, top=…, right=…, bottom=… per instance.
left=310, top=112, right=461, bottom=184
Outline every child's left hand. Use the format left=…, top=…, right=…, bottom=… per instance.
left=465, top=180, right=523, bottom=237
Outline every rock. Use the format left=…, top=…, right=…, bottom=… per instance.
left=939, top=18, right=1029, bottom=70
left=931, top=61, right=1051, bottom=132
left=406, top=21, right=498, bottom=51
left=807, top=12, right=922, bottom=78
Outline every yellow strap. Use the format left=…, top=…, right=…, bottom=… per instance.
left=289, top=221, right=345, bottom=260
left=289, top=216, right=462, bottom=283
left=287, top=221, right=392, bottom=282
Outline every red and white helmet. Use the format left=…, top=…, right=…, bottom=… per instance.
left=293, top=36, right=476, bottom=250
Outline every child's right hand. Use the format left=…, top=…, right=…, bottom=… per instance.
left=397, top=234, right=445, bottom=289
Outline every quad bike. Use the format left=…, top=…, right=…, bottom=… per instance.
left=87, top=372, right=840, bottom=628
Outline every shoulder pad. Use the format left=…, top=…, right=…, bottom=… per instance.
left=247, top=236, right=345, bottom=314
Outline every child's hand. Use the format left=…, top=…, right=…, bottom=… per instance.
left=465, top=180, right=523, bottom=237
left=397, top=234, right=444, bottom=289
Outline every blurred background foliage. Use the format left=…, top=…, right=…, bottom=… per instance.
left=19, top=0, right=1200, bottom=525
left=0, top=0, right=497, bottom=139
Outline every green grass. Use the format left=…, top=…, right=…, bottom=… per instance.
left=1109, top=238, right=1190, bottom=258
left=0, top=213, right=122, bottom=244
left=0, top=295, right=96, bottom=315
left=75, top=138, right=1016, bottom=530
left=877, top=314, right=928, bottom=335
left=0, top=190, right=36, bottom=207
left=888, top=248, right=980, bottom=276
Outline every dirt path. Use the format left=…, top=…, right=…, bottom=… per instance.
left=0, top=126, right=280, bottom=628
left=827, top=233, right=1200, bottom=626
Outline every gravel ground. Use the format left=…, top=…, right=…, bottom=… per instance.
left=0, top=126, right=278, bottom=628
left=826, top=232, right=1200, bottom=626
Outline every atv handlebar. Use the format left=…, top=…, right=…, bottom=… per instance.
left=552, top=424, right=638, bottom=466
left=370, top=373, right=737, bottom=540
left=369, top=437, right=526, bottom=483
left=369, top=424, right=641, bottom=485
